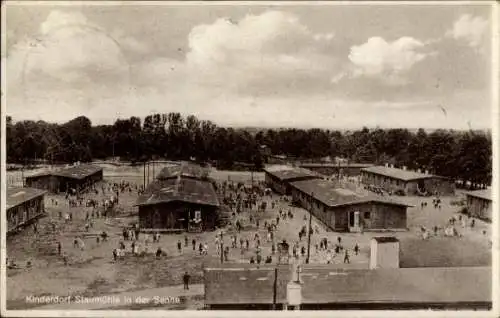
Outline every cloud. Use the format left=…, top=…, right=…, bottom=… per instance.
left=4, top=8, right=491, bottom=130
left=185, top=10, right=340, bottom=96
left=348, top=36, right=428, bottom=84
left=446, top=14, right=488, bottom=48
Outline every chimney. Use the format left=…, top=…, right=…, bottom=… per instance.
left=390, top=164, right=394, bottom=168
left=402, top=166, right=407, bottom=171
left=385, top=163, right=389, bottom=168
left=370, top=237, right=400, bottom=269
left=417, top=168, right=421, bottom=173
left=425, top=170, right=429, bottom=175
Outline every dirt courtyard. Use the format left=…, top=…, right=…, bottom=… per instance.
left=6, top=165, right=491, bottom=310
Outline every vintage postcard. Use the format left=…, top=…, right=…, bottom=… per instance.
left=1, top=1, right=498, bottom=317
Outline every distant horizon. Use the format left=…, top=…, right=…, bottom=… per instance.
left=7, top=113, right=492, bottom=133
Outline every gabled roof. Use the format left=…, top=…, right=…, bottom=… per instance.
left=290, top=179, right=412, bottom=208
left=136, top=177, right=219, bottom=207
left=26, top=164, right=102, bottom=180
left=466, top=189, right=491, bottom=201
left=7, top=187, right=47, bottom=209
left=263, top=165, right=319, bottom=181
left=361, top=165, right=435, bottom=181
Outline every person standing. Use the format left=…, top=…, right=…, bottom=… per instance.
left=354, top=243, right=359, bottom=256
left=344, top=249, right=350, bottom=264
left=57, top=241, right=62, bottom=256
left=183, top=271, right=191, bottom=290
left=192, top=238, right=196, bottom=251
left=177, top=240, right=182, bottom=254
left=185, top=235, right=189, bottom=247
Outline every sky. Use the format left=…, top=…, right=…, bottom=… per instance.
left=2, top=2, right=494, bottom=130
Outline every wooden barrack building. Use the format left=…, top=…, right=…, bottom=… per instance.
left=7, top=187, right=46, bottom=234
left=136, top=163, right=219, bottom=232
left=290, top=179, right=412, bottom=232
left=25, top=164, right=103, bottom=194
left=360, top=165, right=455, bottom=196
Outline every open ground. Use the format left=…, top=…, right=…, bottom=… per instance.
left=6, top=162, right=491, bottom=310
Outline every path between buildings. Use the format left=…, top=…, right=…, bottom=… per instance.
left=34, top=284, right=204, bottom=310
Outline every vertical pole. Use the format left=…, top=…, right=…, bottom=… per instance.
left=143, top=161, right=146, bottom=187
left=273, top=267, right=278, bottom=310
left=306, top=192, right=313, bottom=264
left=220, top=231, right=224, bottom=264
left=152, top=161, right=155, bottom=180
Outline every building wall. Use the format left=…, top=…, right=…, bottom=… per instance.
left=467, top=196, right=492, bottom=222
left=7, top=196, right=45, bottom=233
left=26, top=175, right=60, bottom=193
left=423, top=178, right=455, bottom=196
left=265, top=173, right=288, bottom=195
left=360, top=171, right=410, bottom=194
left=139, top=202, right=217, bottom=230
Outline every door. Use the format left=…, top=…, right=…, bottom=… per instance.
left=349, top=211, right=355, bottom=227
left=348, top=211, right=361, bottom=232
left=152, top=210, right=161, bottom=228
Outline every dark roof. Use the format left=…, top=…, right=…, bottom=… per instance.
left=399, top=237, right=491, bottom=268
left=156, top=162, right=208, bottom=180
left=263, top=166, right=319, bottom=181
left=136, top=177, right=219, bottom=207
left=361, top=166, right=435, bottom=181
left=290, top=179, right=412, bottom=208
left=298, top=266, right=491, bottom=304
left=299, top=163, right=374, bottom=169
left=204, top=264, right=491, bottom=305
left=372, top=237, right=399, bottom=243
left=466, top=189, right=491, bottom=201
left=27, top=164, right=102, bottom=180
left=7, top=187, right=47, bottom=209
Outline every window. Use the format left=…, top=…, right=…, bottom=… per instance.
left=364, top=212, right=370, bottom=219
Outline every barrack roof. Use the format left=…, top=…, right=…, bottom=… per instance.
left=136, top=177, right=219, bottom=207
left=290, top=179, right=412, bottom=208
left=27, top=164, right=102, bottom=180
left=466, top=189, right=492, bottom=201
left=300, top=163, right=374, bottom=168
left=361, top=165, right=435, bottom=181
left=7, top=187, right=47, bottom=209
left=156, top=162, right=208, bottom=180
left=204, top=265, right=491, bottom=305
left=263, top=165, right=319, bottom=181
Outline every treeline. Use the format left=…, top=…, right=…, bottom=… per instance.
left=6, top=113, right=492, bottom=188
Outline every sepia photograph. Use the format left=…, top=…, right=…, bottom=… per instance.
left=1, top=1, right=498, bottom=316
